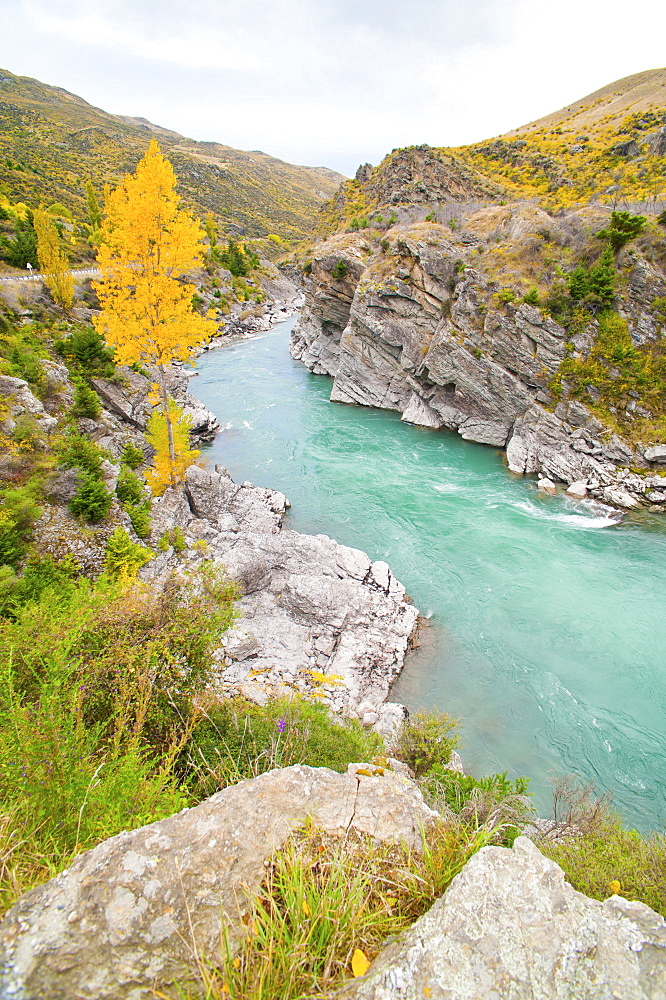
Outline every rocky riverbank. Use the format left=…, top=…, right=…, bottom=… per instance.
left=142, top=463, right=418, bottom=734
left=2, top=306, right=418, bottom=734
left=291, top=201, right=666, bottom=512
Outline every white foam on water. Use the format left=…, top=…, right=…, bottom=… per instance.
left=513, top=500, right=619, bottom=529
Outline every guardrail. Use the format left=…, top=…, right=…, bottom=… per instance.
left=0, top=268, right=101, bottom=284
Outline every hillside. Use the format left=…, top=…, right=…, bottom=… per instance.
left=317, top=68, right=666, bottom=236
left=0, top=67, right=344, bottom=249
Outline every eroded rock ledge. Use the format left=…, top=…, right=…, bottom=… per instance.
left=142, top=464, right=418, bottom=733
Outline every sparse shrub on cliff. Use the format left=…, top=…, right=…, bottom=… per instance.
left=56, top=431, right=109, bottom=478
left=331, top=259, right=348, bottom=280
left=522, top=287, right=540, bottom=306
left=115, top=466, right=145, bottom=505
left=103, top=527, right=150, bottom=579
left=419, top=768, right=533, bottom=845
left=0, top=486, right=41, bottom=568
left=184, top=696, right=384, bottom=796
left=596, top=210, right=647, bottom=253
left=557, top=310, right=666, bottom=434
left=68, top=472, right=113, bottom=522
left=120, top=441, right=144, bottom=469
left=539, top=779, right=666, bottom=918
left=53, top=324, right=115, bottom=376
left=0, top=564, right=238, bottom=912
left=393, top=709, right=459, bottom=777
left=71, top=378, right=102, bottom=419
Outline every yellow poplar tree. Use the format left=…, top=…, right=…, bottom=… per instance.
left=145, top=400, right=200, bottom=496
left=33, top=208, right=74, bottom=309
left=94, top=139, right=213, bottom=487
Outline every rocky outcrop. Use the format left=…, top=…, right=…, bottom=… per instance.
left=0, top=374, right=57, bottom=439
left=291, top=205, right=666, bottom=510
left=143, top=464, right=419, bottom=725
left=3, top=778, right=665, bottom=1000
left=338, top=835, right=666, bottom=1000
left=91, top=366, right=219, bottom=444
left=0, top=764, right=437, bottom=1000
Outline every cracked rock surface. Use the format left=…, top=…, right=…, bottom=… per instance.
left=336, top=835, right=666, bottom=1000
left=0, top=764, right=437, bottom=1000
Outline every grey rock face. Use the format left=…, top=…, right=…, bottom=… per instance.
left=0, top=765, right=437, bottom=1000
left=338, top=836, right=666, bottom=1000
left=645, top=445, right=666, bottom=464
left=143, top=465, right=419, bottom=719
left=0, top=374, right=58, bottom=434
left=290, top=205, right=665, bottom=509
left=90, top=367, right=219, bottom=443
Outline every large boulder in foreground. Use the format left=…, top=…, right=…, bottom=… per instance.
left=337, top=835, right=666, bottom=1000
left=0, top=764, right=437, bottom=1000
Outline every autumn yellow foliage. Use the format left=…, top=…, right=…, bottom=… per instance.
left=33, top=208, right=74, bottom=309
left=94, top=139, right=213, bottom=369
left=145, top=399, right=200, bottom=496
left=94, top=139, right=213, bottom=487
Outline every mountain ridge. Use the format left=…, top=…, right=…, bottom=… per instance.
left=0, top=67, right=345, bottom=248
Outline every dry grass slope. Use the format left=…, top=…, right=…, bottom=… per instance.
left=0, top=68, right=345, bottom=243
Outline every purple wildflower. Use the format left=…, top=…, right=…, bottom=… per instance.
left=277, top=717, right=287, bottom=734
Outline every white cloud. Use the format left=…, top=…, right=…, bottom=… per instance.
left=3, top=0, right=666, bottom=173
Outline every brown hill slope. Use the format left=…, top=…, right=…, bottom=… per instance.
left=316, top=68, right=666, bottom=237
left=0, top=68, right=344, bottom=245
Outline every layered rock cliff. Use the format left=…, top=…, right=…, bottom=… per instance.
left=291, top=200, right=666, bottom=510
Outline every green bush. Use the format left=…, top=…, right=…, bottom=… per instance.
left=0, top=567, right=237, bottom=909
left=123, top=502, right=151, bottom=538
left=596, top=210, right=647, bottom=253
left=542, top=820, right=666, bottom=918
left=120, top=441, right=144, bottom=469
left=497, top=288, right=516, bottom=304
left=71, top=379, right=102, bottom=419
left=558, top=309, right=666, bottom=423
left=522, top=287, right=540, bottom=306
left=6, top=343, right=47, bottom=396
left=115, top=466, right=145, bottom=505
left=103, top=528, right=151, bottom=579
left=419, top=768, right=533, bottom=845
left=393, top=710, right=459, bottom=777
left=0, top=566, right=238, bottom=906
left=331, top=260, right=348, bottom=280
left=183, top=697, right=384, bottom=797
left=68, top=473, right=113, bottom=522
left=158, top=526, right=186, bottom=552
left=2, top=553, right=81, bottom=611
left=0, top=487, right=41, bottom=568
left=56, top=432, right=108, bottom=478
left=53, top=325, right=115, bottom=376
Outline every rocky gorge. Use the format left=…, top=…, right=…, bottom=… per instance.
left=291, top=197, right=666, bottom=511
left=3, top=265, right=666, bottom=1000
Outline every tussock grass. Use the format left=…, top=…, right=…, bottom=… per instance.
left=171, top=820, right=493, bottom=1000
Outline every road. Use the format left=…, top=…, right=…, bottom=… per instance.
left=0, top=267, right=101, bottom=284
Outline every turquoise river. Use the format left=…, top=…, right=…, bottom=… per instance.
left=194, top=316, right=666, bottom=832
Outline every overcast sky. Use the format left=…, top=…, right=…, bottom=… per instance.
left=1, top=0, right=665, bottom=176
